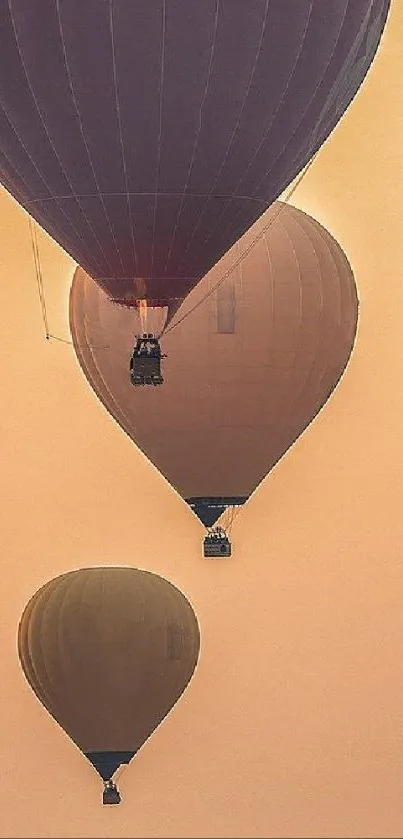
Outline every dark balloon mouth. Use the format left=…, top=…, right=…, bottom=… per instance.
left=85, top=750, right=135, bottom=781
left=186, top=497, right=248, bottom=527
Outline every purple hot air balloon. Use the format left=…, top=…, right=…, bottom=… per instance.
left=0, top=0, right=389, bottom=333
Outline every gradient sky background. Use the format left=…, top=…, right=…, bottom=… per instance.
left=0, top=3, right=402, bottom=837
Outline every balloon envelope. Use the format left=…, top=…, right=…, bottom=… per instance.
left=69, top=202, right=359, bottom=526
left=18, top=567, right=200, bottom=782
left=0, top=0, right=388, bottom=307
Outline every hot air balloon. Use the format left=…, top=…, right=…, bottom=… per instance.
left=18, top=567, right=200, bottom=804
left=0, top=0, right=388, bottom=343
left=69, top=201, right=359, bottom=547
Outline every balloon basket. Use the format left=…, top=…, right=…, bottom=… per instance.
left=203, top=527, right=232, bottom=558
left=103, top=781, right=121, bottom=806
left=130, top=334, right=165, bottom=386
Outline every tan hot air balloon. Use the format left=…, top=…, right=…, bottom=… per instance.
left=18, top=567, right=200, bottom=804
left=69, top=201, right=359, bottom=532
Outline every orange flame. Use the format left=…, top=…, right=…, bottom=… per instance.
left=137, top=298, right=148, bottom=333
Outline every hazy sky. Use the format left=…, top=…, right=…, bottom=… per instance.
left=0, top=3, right=402, bottom=837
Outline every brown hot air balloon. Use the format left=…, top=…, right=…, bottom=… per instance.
left=69, top=201, right=358, bottom=536
left=18, top=567, right=200, bottom=804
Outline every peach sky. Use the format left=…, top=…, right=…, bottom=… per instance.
left=0, top=3, right=402, bottom=837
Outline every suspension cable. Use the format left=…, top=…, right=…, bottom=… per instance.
left=163, top=151, right=318, bottom=337
left=228, top=503, right=243, bottom=537
left=29, top=216, right=50, bottom=339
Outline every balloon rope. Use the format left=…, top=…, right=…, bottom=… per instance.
left=215, top=502, right=242, bottom=536
left=28, top=222, right=115, bottom=349
left=227, top=503, right=243, bottom=537
left=227, top=504, right=237, bottom=536
left=163, top=150, right=319, bottom=337
left=29, top=216, right=50, bottom=340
